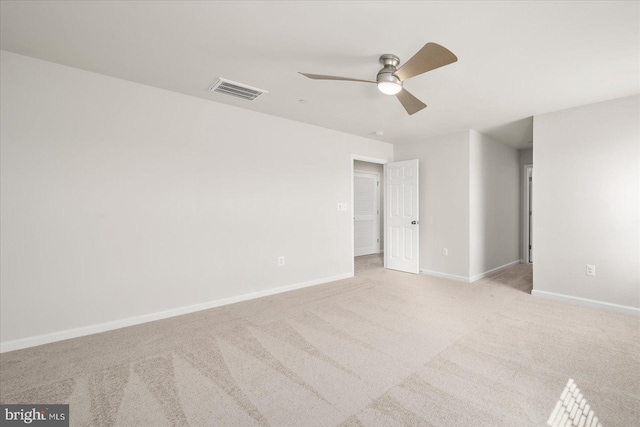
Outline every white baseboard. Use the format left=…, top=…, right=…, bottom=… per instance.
left=0, top=272, right=353, bottom=353
left=420, top=269, right=470, bottom=283
left=421, top=260, right=522, bottom=283
left=532, top=290, right=640, bottom=317
left=469, top=260, right=522, bottom=282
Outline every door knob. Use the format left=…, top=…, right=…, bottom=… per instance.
left=411, top=220, right=419, bottom=225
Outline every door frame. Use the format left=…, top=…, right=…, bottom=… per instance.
left=351, top=155, right=388, bottom=276
left=523, top=164, right=533, bottom=263
left=353, top=170, right=381, bottom=256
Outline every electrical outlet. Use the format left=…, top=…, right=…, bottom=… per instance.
left=443, top=248, right=448, bottom=256
left=586, top=264, right=595, bottom=276
left=278, top=256, right=286, bottom=266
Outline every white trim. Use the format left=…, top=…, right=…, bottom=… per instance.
left=0, top=272, right=353, bottom=353
left=523, top=164, right=533, bottom=263
left=420, top=269, right=470, bottom=283
left=532, top=289, right=640, bottom=317
left=421, top=259, right=522, bottom=283
left=350, top=154, right=388, bottom=275
left=469, top=260, right=522, bottom=282
left=352, top=155, right=389, bottom=164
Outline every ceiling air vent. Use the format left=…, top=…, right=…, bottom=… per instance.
left=208, top=78, right=268, bottom=101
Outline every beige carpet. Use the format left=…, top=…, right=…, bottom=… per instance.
left=1, top=256, right=638, bottom=426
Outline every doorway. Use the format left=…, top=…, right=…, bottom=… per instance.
left=354, top=169, right=381, bottom=256
left=354, top=161, right=383, bottom=257
left=352, top=157, right=386, bottom=275
left=351, top=156, right=421, bottom=275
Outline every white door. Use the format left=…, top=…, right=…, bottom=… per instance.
left=385, top=159, right=419, bottom=274
left=354, top=171, right=380, bottom=256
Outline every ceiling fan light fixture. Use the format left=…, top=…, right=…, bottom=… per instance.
left=377, top=81, right=402, bottom=95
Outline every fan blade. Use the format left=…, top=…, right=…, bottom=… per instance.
left=393, top=43, right=457, bottom=81
left=396, top=88, right=427, bottom=115
left=299, top=72, right=375, bottom=83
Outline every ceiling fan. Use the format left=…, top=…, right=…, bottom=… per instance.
left=299, top=43, right=457, bottom=115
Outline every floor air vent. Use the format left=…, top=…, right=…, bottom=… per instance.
left=208, top=78, right=268, bottom=101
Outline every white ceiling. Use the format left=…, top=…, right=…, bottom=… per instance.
left=1, top=1, right=638, bottom=149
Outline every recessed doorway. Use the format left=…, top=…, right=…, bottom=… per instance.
left=354, top=169, right=381, bottom=257
left=352, top=157, right=386, bottom=276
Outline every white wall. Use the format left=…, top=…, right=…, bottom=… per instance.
left=395, top=130, right=520, bottom=281
left=533, top=95, right=639, bottom=312
left=469, top=130, right=520, bottom=277
left=394, top=131, right=471, bottom=278
left=354, top=160, right=384, bottom=252
left=0, top=51, right=393, bottom=348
